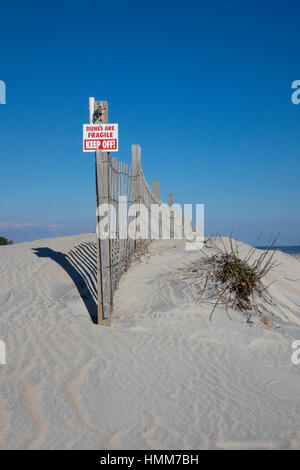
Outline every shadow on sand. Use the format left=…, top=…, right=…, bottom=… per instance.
left=33, top=241, right=98, bottom=323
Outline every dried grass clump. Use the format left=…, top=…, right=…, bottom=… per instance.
left=185, top=231, right=280, bottom=323
left=214, top=254, right=257, bottom=311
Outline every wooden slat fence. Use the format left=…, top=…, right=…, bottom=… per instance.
left=97, top=144, right=170, bottom=325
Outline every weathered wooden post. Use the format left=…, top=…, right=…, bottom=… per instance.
left=132, top=145, right=141, bottom=197
left=132, top=145, right=142, bottom=249
left=168, top=193, right=174, bottom=239
left=152, top=180, right=161, bottom=238
left=90, top=98, right=112, bottom=326
left=152, top=179, right=160, bottom=200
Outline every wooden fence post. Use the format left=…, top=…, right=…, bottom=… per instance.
left=92, top=99, right=112, bottom=326
left=132, top=145, right=142, bottom=249
left=131, top=144, right=141, bottom=197
left=168, top=193, right=174, bottom=239
left=152, top=179, right=160, bottom=200
left=152, top=180, right=161, bottom=237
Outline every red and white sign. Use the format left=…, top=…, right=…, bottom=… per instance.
left=83, top=123, right=118, bottom=152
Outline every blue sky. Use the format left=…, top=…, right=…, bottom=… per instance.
left=0, top=0, right=300, bottom=244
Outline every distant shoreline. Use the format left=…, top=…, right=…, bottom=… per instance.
left=257, top=246, right=300, bottom=257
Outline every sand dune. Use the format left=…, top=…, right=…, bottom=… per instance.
left=0, top=234, right=300, bottom=449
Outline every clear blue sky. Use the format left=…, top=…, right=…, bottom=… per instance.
left=1, top=0, right=300, bottom=245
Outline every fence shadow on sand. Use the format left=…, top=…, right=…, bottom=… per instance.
left=32, top=241, right=98, bottom=323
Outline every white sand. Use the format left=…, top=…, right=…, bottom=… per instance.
left=0, top=234, right=300, bottom=450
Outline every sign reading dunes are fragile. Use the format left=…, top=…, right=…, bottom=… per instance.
left=83, top=123, right=118, bottom=152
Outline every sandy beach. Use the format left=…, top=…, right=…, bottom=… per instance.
left=0, top=233, right=300, bottom=449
